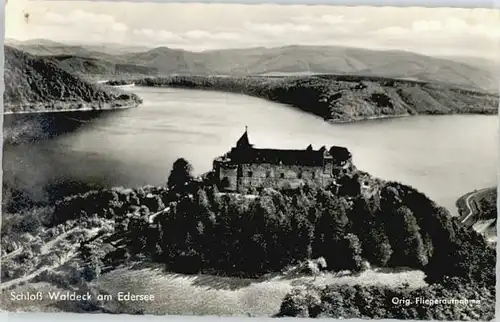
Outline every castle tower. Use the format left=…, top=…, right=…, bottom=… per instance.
left=236, top=126, right=253, bottom=149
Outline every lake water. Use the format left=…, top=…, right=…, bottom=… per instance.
left=3, top=86, right=498, bottom=215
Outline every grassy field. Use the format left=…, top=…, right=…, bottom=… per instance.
left=91, top=263, right=426, bottom=317
left=0, top=263, right=426, bottom=315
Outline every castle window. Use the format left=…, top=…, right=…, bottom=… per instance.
left=280, top=173, right=285, bottom=179
left=247, top=171, right=253, bottom=177
left=221, top=177, right=230, bottom=189
left=298, top=172, right=303, bottom=179
left=266, top=171, right=271, bottom=178
left=312, top=172, right=316, bottom=179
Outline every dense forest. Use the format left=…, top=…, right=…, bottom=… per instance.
left=109, top=75, right=498, bottom=123
left=5, top=158, right=494, bottom=282
left=278, top=277, right=495, bottom=320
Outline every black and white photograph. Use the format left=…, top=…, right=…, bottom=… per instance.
left=1, top=0, right=498, bottom=319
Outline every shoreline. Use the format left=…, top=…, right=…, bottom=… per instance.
left=328, top=111, right=497, bottom=124
left=3, top=101, right=141, bottom=115
left=327, top=113, right=412, bottom=124
left=112, top=79, right=497, bottom=123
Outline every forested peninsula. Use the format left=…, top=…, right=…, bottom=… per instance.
left=107, top=75, right=498, bottom=123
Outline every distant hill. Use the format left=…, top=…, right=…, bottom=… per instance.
left=40, top=55, right=158, bottom=79
left=9, top=40, right=498, bottom=92
left=6, top=39, right=159, bottom=79
left=5, top=39, right=152, bottom=56
left=438, top=55, right=499, bottom=73
left=3, top=46, right=142, bottom=113
left=6, top=42, right=112, bottom=60
left=121, top=45, right=498, bottom=92
left=80, top=43, right=152, bottom=55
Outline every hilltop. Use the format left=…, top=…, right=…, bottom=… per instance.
left=41, top=55, right=158, bottom=80
left=3, top=46, right=142, bottom=113
left=5, top=39, right=115, bottom=61
left=130, top=75, right=498, bottom=123
left=9, top=40, right=498, bottom=92
left=1, top=157, right=495, bottom=318
left=5, top=38, right=151, bottom=56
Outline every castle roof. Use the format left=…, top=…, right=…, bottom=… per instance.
left=224, top=130, right=351, bottom=166
left=230, top=147, right=325, bottom=166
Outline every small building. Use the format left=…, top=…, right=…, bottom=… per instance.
left=212, top=127, right=354, bottom=193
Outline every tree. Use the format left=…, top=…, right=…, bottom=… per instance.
left=425, top=220, right=496, bottom=287
left=348, top=197, right=375, bottom=240
left=237, top=196, right=273, bottom=274
left=385, top=206, right=427, bottom=268
left=312, top=190, right=349, bottom=270
left=400, top=208, right=428, bottom=267
left=343, top=233, right=363, bottom=272
left=380, top=185, right=402, bottom=212
left=167, top=158, right=194, bottom=192
left=364, top=218, right=393, bottom=267
left=278, top=286, right=322, bottom=318
left=288, top=198, right=314, bottom=261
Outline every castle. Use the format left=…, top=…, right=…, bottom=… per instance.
left=213, top=127, right=354, bottom=193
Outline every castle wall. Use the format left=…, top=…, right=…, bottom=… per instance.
left=213, top=141, right=355, bottom=193
left=215, top=161, right=238, bottom=191
left=215, top=158, right=355, bottom=193
left=236, top=163, right=336, bottom=193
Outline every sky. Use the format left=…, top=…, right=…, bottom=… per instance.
left=5, top=0, right=500, bottom=59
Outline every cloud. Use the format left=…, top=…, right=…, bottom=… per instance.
left=132, top=28, right=184, bottom=43
left=244, top=22, right=313, bottom=34
left=184, top=30, right=239, bottom=41
left=376, top=26, right=407, bottom=36
left=5, top=2, right=499, bottom=59
left=129, top=29, right=241, bottom=49
left=376, top=17, right=500, bottom=40
left=291, top=14, right=364, bottom=26
left=45, top=10, right=128, bottom=33
left=371, top=17, right=500, bottom=58
left=10, top=9, right=131, bottom=43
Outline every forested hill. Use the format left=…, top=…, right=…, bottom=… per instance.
left=2, top=157, right=493, bottom=318
left=132, top=75, right=498, bottom=123
left=41, top=55, right=159, bottom=81
left=10, top=41, right=498, bottom=92
left=3, top=46, right=142, bottom=113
